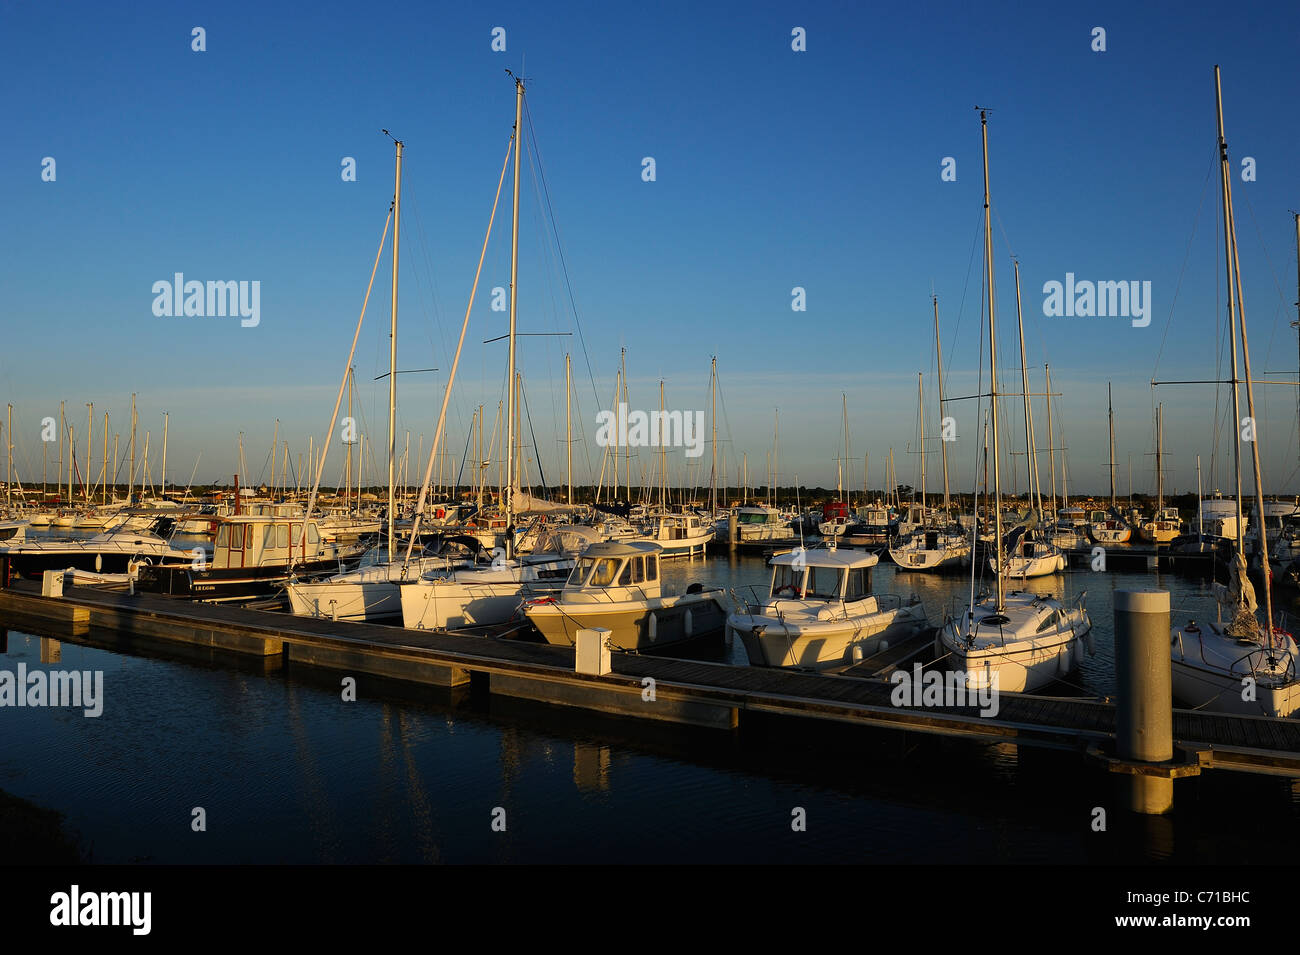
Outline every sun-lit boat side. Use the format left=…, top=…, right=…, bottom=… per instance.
left=525, top=540, right=726, bottom=650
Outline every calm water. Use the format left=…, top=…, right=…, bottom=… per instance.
left=4, top=548, right=1300, bottom=863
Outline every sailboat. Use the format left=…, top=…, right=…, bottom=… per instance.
left=398, top=76, right=576, bottom=632
left=938, top=109, right=1092, bottom=693
left=286, top=137, right=468, bottom=621
left=1139, top=404, right=1182, bottom=544
left=890, top=298, right=970, bottom=571
left=990, top=260, right=1065, bottom=579
left=818, top=396, right=853, bottom=537
left=1087, top=383, right=1134, bottom=545
left=1167, top=67, right=1300, bottom=718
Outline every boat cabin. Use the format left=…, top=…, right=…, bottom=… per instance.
left=563, top=540, right=663, bottom=601
left=212, top=515, right=328, bottom=569
left=768, top=547, right=879, bottom=602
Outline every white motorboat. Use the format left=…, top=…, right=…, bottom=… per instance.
left=525, top=540, right=726, bottom=650
left=727, top=545, right=927, bottom=670
left=642, top=511, right=712, bottom=558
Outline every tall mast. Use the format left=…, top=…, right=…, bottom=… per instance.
left=1214, top=65, right=1246, bottom=557
left=1107, top=383, right=1116, bottom=509
left=58, top=401, right=65, bottom=502
left=386, top=137, right=403, bottom=556
left=1013, top=258, right=1041, bottom=517
left=1045, top=365, right=1057, bottom=517
left=1155, top=403, right=1164, bottom=511
left=622, top=348, right=630, bottom=504
left=101, top=412, right=108, bottom=505
left=85, top=403, right=92, bottom=504
left=980, top=108, right=1004, bottom=608
left=710, top=357, right=718, bottom=515
left=917, top=375, right=926, bottom=515
left=1221, top=64, right=1273, bottom=633
left=837, top=394, right=846, bottom=498
left=161, top=411, right=168, bottom=498
left=659, top=378, right=666, bottom=509
left=1197, top=455, right=1203, bottom=538
left=934, top=295, right=950, bottom=512
left=128, top=395, right=136, bottom=504
left=5, top=403, right=10, bottom=510
left=504, top=75, right=523, bottom=555
left=566, top=355, right=573, bottom=505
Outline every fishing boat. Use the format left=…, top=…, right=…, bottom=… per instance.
left=721, top=504, right=793, bottom=543
left=524, top=540, right=726, bottom=650
left=137, top=513, right=359, bottom=601
left=1167, top=67, right=1300, bottom=718
left=727, top=544, right=927, bottom=669
left=938, top=108, right=1093, bottom=692
left=642, top=510, right=713, bottom=558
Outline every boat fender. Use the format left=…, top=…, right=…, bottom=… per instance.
left=94, top=553, right=102, bottom=573
left=684, top=608, right=692, bottom=637
left=1084, top=628, right=1095, bottom=656
left=1058, top=642, right=1072, bottom=675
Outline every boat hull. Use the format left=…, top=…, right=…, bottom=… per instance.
left=527, top=592, right=726, bottom=651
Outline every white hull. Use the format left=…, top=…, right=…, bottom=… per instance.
left=939, top=591, right=1092, bottom=693
left=729, top=599, right=927, bottom=669
left=398, top=558, right=572, bottom=631
left=287, top=556, right=462, bottom=622
left=1171, top=620, right=1300, bottom=718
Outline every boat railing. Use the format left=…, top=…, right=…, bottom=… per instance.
left=1229, top=644, right=1297, bottom=684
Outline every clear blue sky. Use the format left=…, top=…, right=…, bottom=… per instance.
left=3, top=0, right=1299, bottom=498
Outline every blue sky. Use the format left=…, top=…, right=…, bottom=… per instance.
left=3, top=0, right=1299, bottom=497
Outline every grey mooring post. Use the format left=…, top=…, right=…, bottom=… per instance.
left=1113, top=589, right=1174, bottom=813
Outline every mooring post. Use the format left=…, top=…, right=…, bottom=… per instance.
left=728, top=510, right=738, bottom=553
left=1114, top=588, right=1174, bottom=813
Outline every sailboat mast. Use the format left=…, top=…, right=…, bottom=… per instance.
left=504, top=76, right=523, bottom=555
left=566, top=354, right=573, bottom=505
left=161, top=411, right=168, bottom=498
left=1045, top=365, right=1057, bottom=517
left=980, top=108, right=1004, bottom=607
left=710, top=357, right=718, bottom=515
left=1221, top=79, right=1273, bottom=630
left=934, top=295, right=950, bottom=512
left=101, top=412, right=108, bottom=505
left=128, top=395, right=136, bottom=504
left=85, top=403, right=92, bottom=504
left=1156, top=403, right=1164, bottom=511
left=917, top=375, right=926, bottom=515
left=1013, top=259, right=1040, bottom=516
left=1214, top=65, right=1246, bottom=556
left=386, top=138, right=403, bottom=556
left=659, top=378, right=666, bottom=509
left=1108, top=383, right=1116, bottom=509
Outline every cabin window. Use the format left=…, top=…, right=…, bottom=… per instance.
left=844, top=567, right=868, bottom=600
left=646, top=555, right=658, bottom=581
left=805, top=566, right=840, bottom=599
left=588, top=558, right=620, bottom=587
left=1037, top=611, right=1061, bottom=633
left=618, top=560, right=633, bottom=585
left=278, top=524, right=289, bottom=549
left=216, top=525, right=229, bottom=548
left=303, top=523, right=316, bottom=544
left=263, top=525, right=277, bottom=549
left=630, top=556, right=645, bottom=583
left=230, top=524, right=244, bottom=550
left=772, top=564, right=803, bottom=594
left=245, top=525, right=254, bottom=549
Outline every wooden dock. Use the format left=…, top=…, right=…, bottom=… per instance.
left=3, top=580, right=1300, bottom=777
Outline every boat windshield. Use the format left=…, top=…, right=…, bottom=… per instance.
left=568, top=556, right=622, bottom=588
